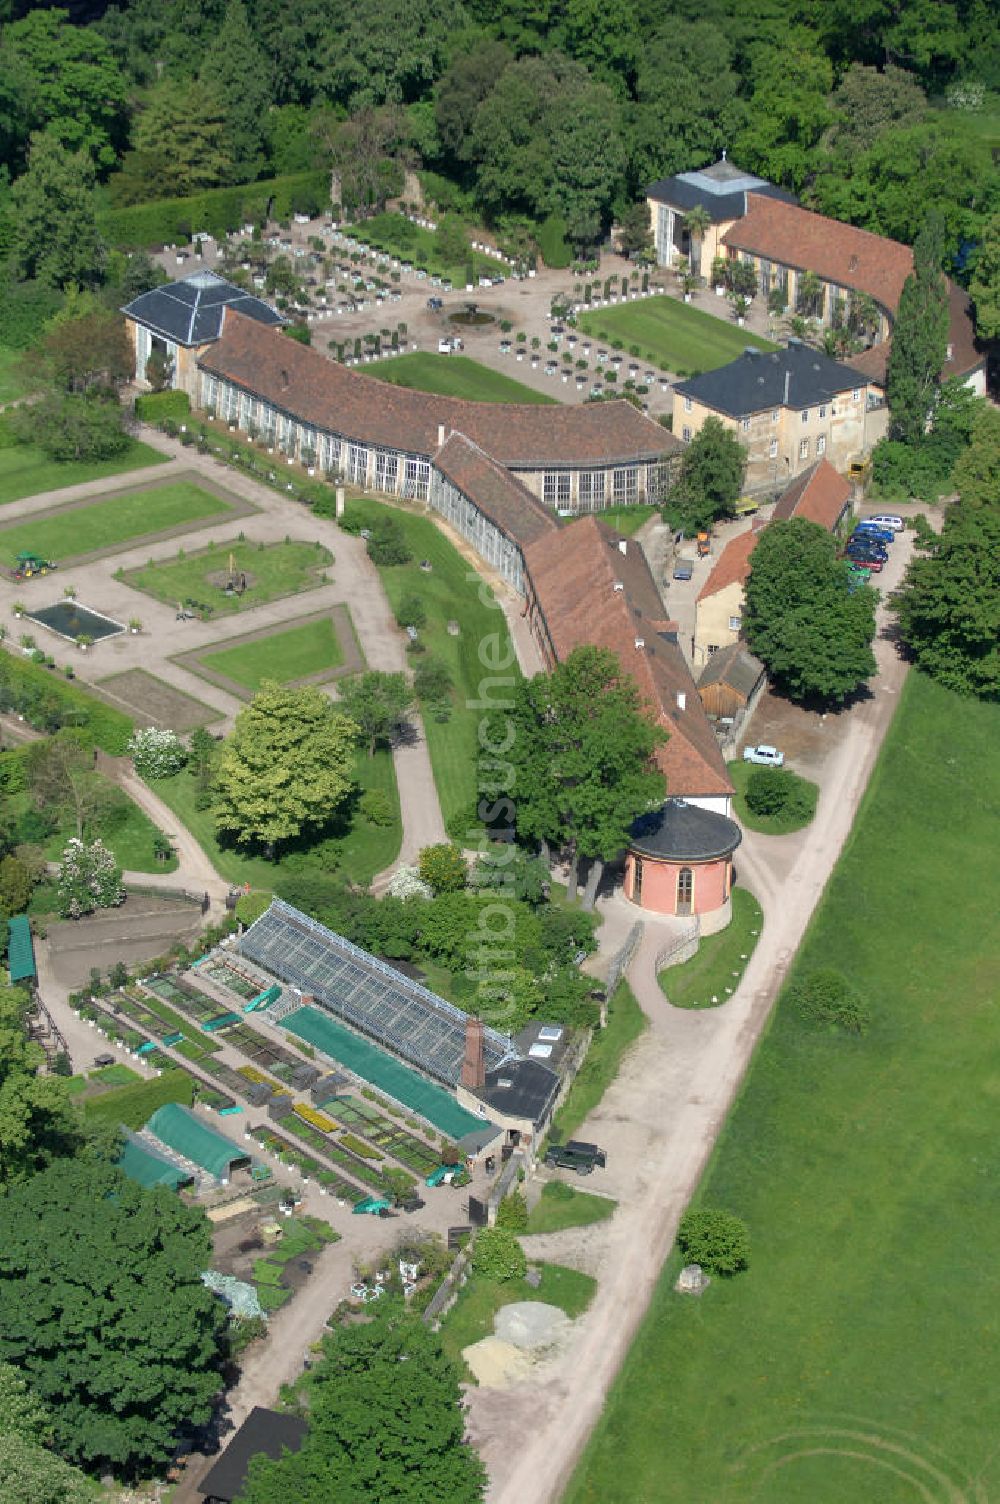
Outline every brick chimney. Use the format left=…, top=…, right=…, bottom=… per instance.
left=461, top=1015, right=486, bottom=1091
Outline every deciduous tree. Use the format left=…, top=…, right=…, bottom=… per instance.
left=668, top=416, right=746, bottom=532
left=743, top=519, right=878, bottom=703
left=970, top=211, right=1000, bottom=342
left=0, top=985, right=81, bottom=1189
left=417, top=843, right=468, bottom=893
left=895, top=406, right=1000, bottom=699
left=214, top=682, right=359, bottom=849
left=887, top=215, right=950, bottom=445
left=10, top=133, right=105, bottom=289
left=0, top=9, right=127, bottom=173
left=337, top=671, right=412, bottom=757
left=0, top=1362, right=90, bottom=1504
left=0, top=1160, right=226, bottom=1476
left=508, top=646, right=665, bottom=906
left=237, top=1301, right=486, bottom=1503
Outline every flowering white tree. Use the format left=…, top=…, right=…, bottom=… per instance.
left=387, top=865, right=433, bottom=901
left=57, top=838, right=125, bottom=918
left=128, top=727, right=187, bottom=780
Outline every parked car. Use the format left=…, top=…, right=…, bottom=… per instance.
left=743, top=744, right=785, bottom=767
left=672, top=558, right=694, bottom=581
left=426, top=296, right=443, bottom=311
left=437, top=337, right=452, bottom=354
left=853, top=522, right=894, bottom=545
left=846, top=537, right=888, bottom=559
left=863, top=513, right=904, bottom=532
left=544, top=1140, right=607, bottom=1175
left=846, top=550, right=884, bottom=572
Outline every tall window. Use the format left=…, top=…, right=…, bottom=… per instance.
left=682, top=425, right=692, bottom=443
left=347, top=444, right=368, bottom=484
left=769, top=437, right=778, bottom=458
left=799, top=438, right=809, bottom=460
left=816, top=435, right=826, bottom=456
left=374, top=451, right=398, bottom=491
left=632, top=858, right=643, bottom=904
left=676, top=867, right=693, bottom=915
left=543, top=472, right=571, bottom=508
left=580, top=470, right=606, bottom=510
left=403, top=457, right=429, bottom=498
left=613, top=468, right=638, bottom=504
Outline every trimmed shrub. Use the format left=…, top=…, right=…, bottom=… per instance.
left=134, top=389, right=190, bottom=423
left=471, top=1226, right=527, bottom=1282
left=359, top=788, right=394, bottom=827
left=677, top=1207, right=749, bottom=1276
left=97, top=171, right=330, bottom=249
left=785, top=968, right=870, bottom=1035
left=395, top=592, right=426, bottom=630
left=496, top=1190, right=529, bottom=1232
left=744, top=768, right=816, bottom=824
left=128, top=727, right=187, bottom=779
left=0, top=653, right=132, bottom=752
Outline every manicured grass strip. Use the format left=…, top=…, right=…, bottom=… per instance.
left=343, top=498, right=521, bottom=824
left=527, top=1181, right=616, bottom=1235
left=0, top=481, right=229, bottom=563
left=584, top=505, right=657, bottom=538
left=727, top=760, right=819, bottom=834
left=441, top=1261, right=597, bottom=1378
left=82, top=1068, right=193, bottom=1130
left=550, top=981, right=646, bottom=1143
left=565, top=672, right=1000, bottom=1504
left=365, top=353, right=555, bottom=405
left=125, top=538, right=331, bottom=616
left=149, top=743, right=400, bottom=889
left=0, top=651, right=134, bottom=753
left=577, top=298, right=775, bottom=377
left=0, top=431, right=166, bottom=507
left=200, top=616, right=343, bottom=690
left=659, top=887, right=762, bottom=1009
left=88, top=1064, right=141, bottom=1087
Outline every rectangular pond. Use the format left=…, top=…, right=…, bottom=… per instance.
left=25, top=601, right=125, bottom=642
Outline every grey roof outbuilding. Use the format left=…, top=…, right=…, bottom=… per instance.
left=630, top=798, right=742, bottom=863
left=122, top=271, right=284, bottom=348
left=475, top=1059, right=561, bottom=1130
left=198, top=1407, right=308, bottom=1503
left=646, top=157, right=796, bottom=222
left=673, top=343, right=864, bottom=420
left=697, top=643, right=766, bottom=700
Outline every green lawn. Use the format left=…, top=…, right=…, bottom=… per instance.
left=549, top=981, right=647, bottom=1144
left=577, top=298, right=776, bottom=377
left=200, top=617, right=344, bottom=691
left=344, top=498, right=520, bottom=825
left=728, top=760, right=819, bottom=834
left=125, top=538, right=331, bottom=616
left=4, top=764, right=178, bottom=874
left=149, top=744, right=400, bottom=889
left=565, top=672, right=1000, bottom=1504
left=0, top=346, right=35, bottom=405
left=441, top=1261, right=597, bottom=1378
left=365, top=353, right=555, bottom=405
left=658, top=887, right=762, bottom=1009
left=527, top=1181, right=617, bottom=1235
left=0, top=480, right=229, bottom=564
left=0, top=431, right=166, bottom=507
left=82, top=1068, right=193, bottom=1130
left=587, top=505, right=657, bottom=537
left=341, top=213, right=507, bottom=287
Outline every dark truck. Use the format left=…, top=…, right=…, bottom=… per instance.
left=544, top=1140, right=607, bottom=1175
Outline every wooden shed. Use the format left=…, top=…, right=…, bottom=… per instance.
left=697, top=644, right=766, bottom=721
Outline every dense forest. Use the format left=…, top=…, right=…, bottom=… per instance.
left=0, top=0, right=997, bottom=269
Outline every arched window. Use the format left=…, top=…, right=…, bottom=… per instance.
left=632, top=858, right=643, bottom=904
left=676, top=867, right=694, bottom=915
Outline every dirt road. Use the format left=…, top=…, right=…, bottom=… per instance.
left=473, top=536, right=916, bottom=1504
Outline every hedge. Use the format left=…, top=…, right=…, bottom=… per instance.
left=97, top=170, right=331, bottom=250
left=134, top=390, right=190, bottom=423
left=0, top=650, right=134, bottom=753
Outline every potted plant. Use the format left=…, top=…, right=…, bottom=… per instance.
left=12, top=602, right=25, bottom=619
left=711, top=255, right=729, bottom=294
left=63, top=584, right=77, bottom=600
left=729, top=293, right=749, bottom=327
left=128, top=617, right=142, bottom=635
left=77, top=633, right=93, bottom=652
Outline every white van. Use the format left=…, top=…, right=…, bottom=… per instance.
left=863, top=513, right=904, bottom=532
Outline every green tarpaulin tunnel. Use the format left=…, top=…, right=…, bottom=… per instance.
left=145, top=1102, right=251, bottom=1180
left=7, top=916, right=35, bottom=984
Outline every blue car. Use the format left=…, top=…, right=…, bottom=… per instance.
left=853, top=522, right=894, bottom=545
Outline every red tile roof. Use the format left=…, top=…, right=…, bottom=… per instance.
left=433, top=434, right=556, bottom=548
left=199, top=312, right=679, bottom=469
left=724, top=194, right=914, bottom=314
left=697, top=529, right=759, bottom=602
left=943, top=279, right=984, bottom=381
left=771, top=459, right=851, bottom=529
left=699, top=461, right=850, bottom=603
left=525, top=518, right=733, bottom=798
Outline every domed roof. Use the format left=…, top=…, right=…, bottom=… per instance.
left=629, top=798, right=742, bottom=862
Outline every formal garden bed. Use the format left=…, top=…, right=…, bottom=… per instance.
left=0, top=477, right=230, bottom=558
left=364, top=352, right=554, bottom=404
left=576, top=298, right=775, bottom=378
left=122, top=537, right=332, bottom=618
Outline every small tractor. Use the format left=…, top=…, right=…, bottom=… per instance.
left=12, top=551, right=57, bottom=579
